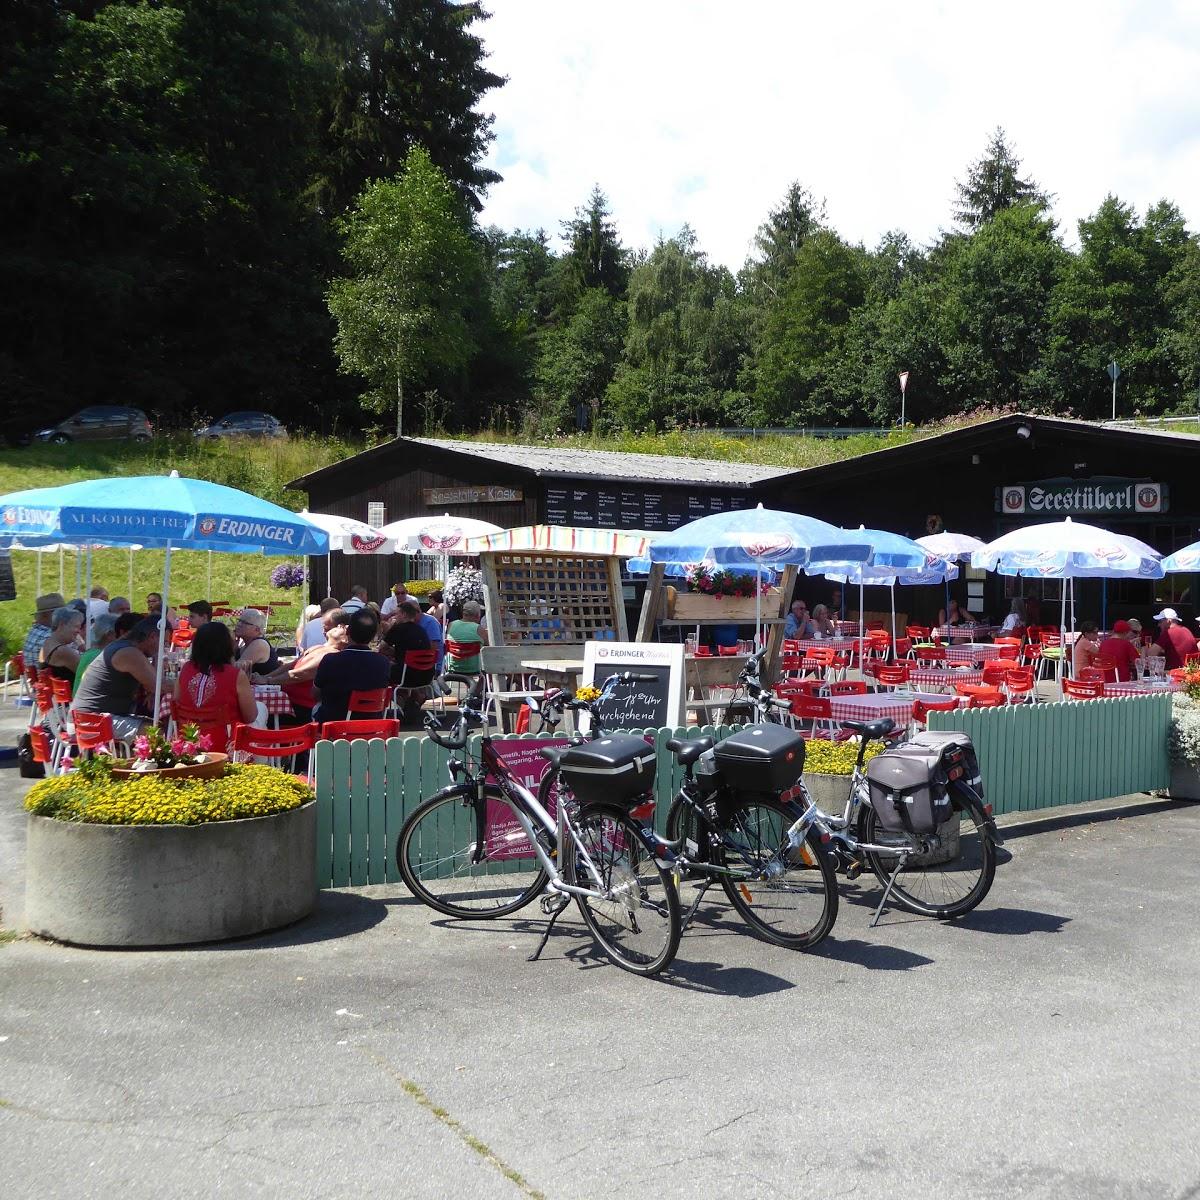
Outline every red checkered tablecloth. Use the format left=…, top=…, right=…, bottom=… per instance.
left=1103, top=680, right=1181, bottom=697
left=827, top=691, right=960, bottom=724
left=945, top=643, right=1002, bottom=665
left=158, top=685, right=295, bottom=722
left=909, top=667, right=984, bottom=691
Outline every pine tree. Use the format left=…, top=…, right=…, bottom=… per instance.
left=953, top=128, right=1050, bottom=230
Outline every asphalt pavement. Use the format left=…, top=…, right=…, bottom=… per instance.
left=2, top=746, right=1199, bottom=1200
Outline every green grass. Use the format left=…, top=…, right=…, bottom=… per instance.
left=0, top=435, right=356, bottom=657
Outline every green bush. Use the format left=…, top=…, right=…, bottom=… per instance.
left=25, top=763, right=312, bottom=826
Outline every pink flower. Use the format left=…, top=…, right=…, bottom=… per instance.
left=133, top=735, right=150, bottom=760
left=170, top=738, right=185, bottom=756
left=198, top=733, right=214, bottom=751
left=181, top=741, right=199, bottom=757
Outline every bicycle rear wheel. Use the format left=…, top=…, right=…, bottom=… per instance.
left=573, top=804, right=680, bottom=976
left=719, top=796, right=838, bottom=950
left=859, top=788, right=996, bottom=919
left=397, top=787, right=549, bottom=919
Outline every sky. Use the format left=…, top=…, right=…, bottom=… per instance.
left=476, top=0, right=1200, bottom=269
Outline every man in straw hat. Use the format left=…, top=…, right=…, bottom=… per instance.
left=24, top=592, right=65, bottom=664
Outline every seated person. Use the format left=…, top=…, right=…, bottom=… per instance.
left=937, top=598, right=973, bottom=628
left=39, top=605, right=84, bottom=685
left=185, top=599, right=213, bottom=628
left=784, top=601, right=814, bottom=640
left=234, top=608, right=280, bottom=677
left=1098, top=620, right=1141, bottom=682
left=312, top=609, right=390, bottom=723
left=341, top=584, right=369, bottom=614
left=269, top=611, right=349, bottom=722
left=145, top=592, right=177, bottom=629
left=1148, top=607, right=1198, bottom=670
left=295, top=603, right=320, bottom=650
left=1071, top=621, right=1102, bottom=675
left=384, top=601, right=437, bottom=724
left=445, top=601, right=485, bottom=674
left=301, top=598, right=340, bottom=650
left=998, top=598, right=1026, bottom=637
left=809, top=604, right=836, bottom=639
left=174, top=621, right=263, bottom=741
left=72, top=616, right=162, bottom=741
left=417, top=604, right=444, bottom=671
left=75, top=613, right=118, bottom=693
left=107, top=596, right=132, bottom=617
left=24, top=592, right=64, bottom=666
left=379, top=581, right=411, bottom=619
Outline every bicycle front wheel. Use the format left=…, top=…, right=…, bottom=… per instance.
left=719, top=796, right=838, bottom=950
left=573, top=804, right=680, bottom=976
left=860, top=788, right=996, bottom=919
left=397, top=787, right=549, bottom=919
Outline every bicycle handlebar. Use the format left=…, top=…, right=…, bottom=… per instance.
left=423, top=711, right=481, bottom=750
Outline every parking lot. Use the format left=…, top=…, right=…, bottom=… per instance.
left=2, top=772, right=1199, bottom=1200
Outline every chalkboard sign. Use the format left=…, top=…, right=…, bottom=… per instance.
left=571, top=488, right=596, bottom=524
left=546, top=487, right=569, bottom=526
left=581, top=641, right=685, bottom=731
left=0, top=550, right=14, bottom=603
left=619, top=491, right=642, bottom=528
left=687, top=494, right=709, bottom=520
left=643, top=491, right=664, bottom=529
left=597, top=490, right=618, bottom=527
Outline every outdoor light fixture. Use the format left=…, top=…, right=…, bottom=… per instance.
left=1016, top=424, right=1032, bottom=439
left=971, top=454, right=981, bottom=465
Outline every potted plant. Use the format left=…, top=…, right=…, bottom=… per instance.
left=24, top=757, right=316, bottom=946
left=671, top=564, right=779, bottom=621
left=111, top=723, right=227, bottom=780
left=1167, top=674, right=1200, bottom=799
left=444, top=564, right=484, bottom=610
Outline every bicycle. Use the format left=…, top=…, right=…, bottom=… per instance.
left=712, top=649, right=796, bottom=727
left=799, top=716, right=1002, bottom=926
left=395, top=694, right=681, bottom=976
left=661, top=727, right=839, bottom=950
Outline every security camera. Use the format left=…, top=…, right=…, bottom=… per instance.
left=1016, top=424, right=1032, bottom=439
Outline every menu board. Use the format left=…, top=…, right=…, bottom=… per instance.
left=571, top=488, right=596, bottom=524
left=545, top=487, right=569, bottom=526
left=687, top=494, right=709, bottom=520
left=664, top=496, right=688, bottom=530
left=643, top=491, right=664, bottom=529
left=597, top=489, right=619, bottom=527
left=582, top=641, right=685, bottom=730
left=708, top=495, right=727, bottom=513
left=620, top=491, right=642, bottom=528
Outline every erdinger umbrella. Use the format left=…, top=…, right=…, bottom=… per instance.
left=637, top=505, right=874, bottom=644
left=816, top=558, right=959, bottom=649
left=1161, top=541, right=1200, bottom=573
left=916, top=531, right=986, bottom=561
left=380, top=513, right=503, bottom=556
left=972, top=518, right=1163, bottom=687
left=0, top=472, right=328, bottom=716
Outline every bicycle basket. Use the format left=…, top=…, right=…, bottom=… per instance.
left=560, top=736, right=656, bottom=807
left=712, top=724, right=805, bottom=794
left=865, top=748, right=954, bottom=834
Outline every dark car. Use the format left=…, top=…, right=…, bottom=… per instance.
left=35, top=406, right=153, bottom=444
left=195, top=411, right=288, bottom=441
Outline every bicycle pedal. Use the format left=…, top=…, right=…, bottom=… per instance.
left=845, top=859, right=863, bottom=881
left=539, top=894, right=569, bottom=916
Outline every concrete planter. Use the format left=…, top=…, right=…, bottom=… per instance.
left=1169, top=761, right=1200, bottom=800
left=802, top=772, right=960, bottom=865
left=25, top=801, right=316, bottom=947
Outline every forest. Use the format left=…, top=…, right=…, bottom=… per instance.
left=4, top=1, right=1199, bottom=443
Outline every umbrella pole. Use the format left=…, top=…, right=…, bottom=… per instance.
left=206, top=550, right=212, bottom=600
left=754, top=556, right=762, bottom=649
left=152, top=542, right=172, bottom=725
left=327, top=551, right=332, bottom=600
left=36, top=550, right=42, bottom=596
left=74, top=547, right=82, bottom=601
left=1058, top=581, right=1068, bottom=693
left=1101, top=579, right=1107, bottom=633
left=58, top=547, right=64, bottom=595
left=858, top=578, right=864, bottom=672
left=890, top=583, right=897, bottom=661
left=85, top=547, right=93, bottom=648
left=127, top=547, right=134, bottom=601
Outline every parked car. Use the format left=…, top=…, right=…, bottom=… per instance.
left=195, top=411, right=288, bottom=440
left=35, top=406, right=153, bottom=444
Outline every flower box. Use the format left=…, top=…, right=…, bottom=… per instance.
left=672, top=587, right=781, bottom=623
left=111, top=752, right=228, bottom=781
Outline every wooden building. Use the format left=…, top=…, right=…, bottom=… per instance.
left=290, top=414, right=1200, bottom=629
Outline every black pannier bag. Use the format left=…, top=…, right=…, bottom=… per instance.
left=908, top=730, right=983, bottom=803
left=866, top=733, right=978, bottom=834
left=560, top=735, right=656, bottom=806
left=713, top=724, right=806, bottom=794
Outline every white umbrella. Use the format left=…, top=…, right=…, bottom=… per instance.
left=298, top=510, right=394, bottom=599
left=972, top=518, right=1163, bottom=688
left=916, top=531, right=986, bottom=561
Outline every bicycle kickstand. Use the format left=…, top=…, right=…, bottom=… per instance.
left=869, top=856, right=908, bottom=929
left=528, top=893, right=570, bottom=962
left=680, top=876, right=715, bottom=932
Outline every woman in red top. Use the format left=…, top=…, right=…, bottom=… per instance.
left=174, top=621, right=260, bottom=749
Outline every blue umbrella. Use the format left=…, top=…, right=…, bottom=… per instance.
left=1160, top=541, right=1200, bottom=573
left=0, top=472, right=329, bottom=716
left=633, top=505, right=873, bottom=643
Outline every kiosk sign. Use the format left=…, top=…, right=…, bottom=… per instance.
left=998, top=478, right=1165, bottom=516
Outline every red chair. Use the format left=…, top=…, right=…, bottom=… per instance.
left=828, top=680, right=867, bottom=696
left=982, top=662, right=1014, bottom=688
left=995, top=644, right=1020, bottom=660
left=693, top=645, right=713, bottom=657
left=912, top=697, right=959, bottom=728
left=718, top=645, right=739, bottom=656
left=791, top=696, right=835, bottom=738
left=1090, top=655, right=1118, bottom=683
left=1005, top=667, right=1037, bottom=703
left=1076, top=667, right=1106, bottom=684
left=230, top=722, right=319, bottom=778
left=319, top=719, right=400, bottom=742
left=4, top=651, right=26, bottom=704
left=874, top=664, right=911, bottom=689
left=779, top=654, right=804, bottom=678
left=172, top=700, right=239, bottom=753
left=892, top=637, right=912, bottom=660
left=968, top=691, right=1006, bottom=709
left=776, top=679, right=824, bottom=699
left=446, top=639, right=482, bottom=670
left=954, top=683, right=1003, bottom=703
left=1062, top=679, right=1104, bottom=701
left=906, top=625, right=930, bottom=641
left=29, top=726, right=53, bottom=766
left=72, top=711, right=126, bottom=759
left=394, top=649, right=437, bottom=689
left=346, top=688, right=389, bottom=717
left=915, top=646, right=947, bottom=664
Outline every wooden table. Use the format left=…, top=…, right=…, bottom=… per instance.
left=520, top=659, right=585, bottom=692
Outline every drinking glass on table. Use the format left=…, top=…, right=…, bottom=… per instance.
left=1134, top=656, right=1145, bottom=682
left=685, top=634, right=698, bottom=656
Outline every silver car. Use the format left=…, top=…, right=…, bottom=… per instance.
left=195, top=411, right=288, bottom=440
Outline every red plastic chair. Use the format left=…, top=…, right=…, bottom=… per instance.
left=874, top=664, right=911, bottom=689
left=172, top=700, right=239, bottom=754
left=446, top=639, right=482, bottom=670
left=394, top=649, right=437, bottom=689
left=828, top=680, right=867, bottom=696
left=29, top=725, right=53, bottom=766
left=319, top=719, right=400, bottom=742
left=995, top=644, right=1020, bottom=660
left=912, top=697, right=959, bottom=728
left=982, top=662, right=1014, bottom=688
left=1005, top=667, right=1037, bottom=703
left=1062, top=679, right=1104, bottom=701
left=968, top=691, right=1007, bottom=709
left=915, top=646, right=947, bottom=664
left=1076, top=667, right=1106, bottom=684
left=906, top=625, right=930, bottom=641
left=230, top=721, right=319, bottom=779
left=693, top=645, right=713, bottom=657
left=347, top=688, right=389, bottom=717
left=791, top=696, right=835, bottom=738
left=776, top=679, right=824, bottom=699
left=72, top=711, right=126, bottom=759
left=718, top=645, right=739, bottom=656
left=892, top=637, right=912, bottom=660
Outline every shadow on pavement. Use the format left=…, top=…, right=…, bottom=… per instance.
left=811, top=938, right=934, bottom=971
left=195, top=890, right=389, bottom=951
left=945, top=907, right=1070, bottom=936
left=659, top=956, right=795, bottom=996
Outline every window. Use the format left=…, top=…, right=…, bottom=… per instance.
left=367, top=502, right=385, bottom=528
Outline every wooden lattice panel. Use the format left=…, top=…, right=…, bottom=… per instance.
left=489, top=553, right=619, bottom=644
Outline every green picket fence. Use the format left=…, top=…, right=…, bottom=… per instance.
left=312, top=725, right=741, bottom=889
left=926, top=694, right=1171, bottom=815
left=313, top=696, right=1173, bottom=887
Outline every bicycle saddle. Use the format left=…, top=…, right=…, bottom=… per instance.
left=539, top=746, right=570, bottom=768
left=839, top=718, right=896, bottom=740
left=665, top=736, right=714, bottom=766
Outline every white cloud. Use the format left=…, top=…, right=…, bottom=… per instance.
left=476, top=0, right=1200, bottom=267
